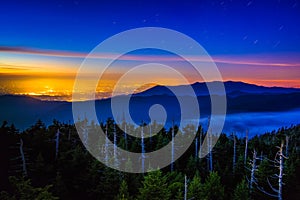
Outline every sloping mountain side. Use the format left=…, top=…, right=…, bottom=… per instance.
left=135, top=81, right=300, bottom=97
left=0, top=81, right=300, bottom=130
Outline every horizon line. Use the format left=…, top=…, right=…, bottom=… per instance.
left=1, top=80, right=299, bottom=102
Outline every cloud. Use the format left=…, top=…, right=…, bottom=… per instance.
left=1, top=45, right=300, bottom=67
left=0, top=46, right=87, bottom=58
left=0, top=63, right=41, bottom=71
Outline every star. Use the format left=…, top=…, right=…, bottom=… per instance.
left=247, top=1, right=253, bottom=7
left=273, top=41, right=281, bottom=48
left=278, top=25, right=284, bottom=31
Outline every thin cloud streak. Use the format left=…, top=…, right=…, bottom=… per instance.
left=1, top=46, right=300, bottom=67
left=0, top=63, right=42, bottom=71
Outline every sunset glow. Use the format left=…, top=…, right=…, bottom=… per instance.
left=1, top=1, right=300, bottom=198
left=1, top=0, right=300, bottom=101
left=1, top=46, right=300, bottom=101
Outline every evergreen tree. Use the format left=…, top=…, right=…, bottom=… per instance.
left=233, top=179, right=250, bottom=200
left=167, top=171, right=184, bottom=200
left=53, top=171, right=67, bottom=199
left=101, top=167, right=121, bottom=199
left=201, top=172, right=225, bottom=200
left=138, top=170, right=170, bottom=200
left=117, top=180, right=130, bottom=200
left=187, top=172, right=203, bottom=199
left=0, top=120, right=299, bottom=199
left=5, top=176, right=58, bottom=200
left=174, top=188, right=183, bottom=200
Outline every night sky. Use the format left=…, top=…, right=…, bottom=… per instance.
left=0, top=0, right=300, bottom=100
left=1, top=0, right=300, bottom=54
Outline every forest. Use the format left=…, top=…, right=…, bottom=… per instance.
left=0, top=119, right=299, bottom=200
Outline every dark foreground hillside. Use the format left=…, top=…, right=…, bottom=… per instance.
left=0, top=120, right=299, bottom=200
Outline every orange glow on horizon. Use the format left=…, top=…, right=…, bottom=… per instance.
left=0, top=74, right=298, bottom=102
left=1, top=48, right=300, bottom=101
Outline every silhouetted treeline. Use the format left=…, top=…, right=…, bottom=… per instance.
left=0, top=119, right=299, bottom=199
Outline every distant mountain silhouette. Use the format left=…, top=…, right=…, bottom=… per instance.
left=135, top=81, right=300, bottom=97
left=1, top=81, right=300, bottom=129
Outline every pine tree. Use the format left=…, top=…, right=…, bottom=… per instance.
left=201, top=172, right=224, bottom=200
left=174, top=188, right=183, bottom=200
left=53, top=171, right=67, bottom=199
left=6, top=176, right=58, bottom=200
left=101, top=167, right=121, bottom=199
left=117, top=180, right=130, bottom=200
left=233, top=179, right=250, bottom=200
left=166, top=171, right=184, bottom=200
left=138, top=170, right=170, bottom=200
left=187, top=172, right=203, bottom=199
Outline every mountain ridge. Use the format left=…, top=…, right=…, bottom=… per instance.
left=1, top=81, right=300, bottom=130
left=134, top=81, right=300, bottom=97
left=1, top=81, right=299, bottom=102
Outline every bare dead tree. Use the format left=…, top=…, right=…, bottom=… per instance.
left=249, top=149, right=258, bottom=194
left=184, top=175, right=188, bottom=200
left=82, top=120, right=89, bottom=148
left=244, top=129, right=249, bottom=165
left=55, top=129, right=60, bottom=160
left=285, top=135, right=289, bottom=157
left=233, top=132, right=237, bottom=173
left=195, top=132, right=198, bottom=158
left=171, top=121, right=175, bottom=171
left=199, top=126, right=202, bottom=162
left=277, top=141, right=285, bottom=200
left=141, top=124, right=145, bottom=173
left=113, top=123, right=118, bottom=167
left=198, top=127, right=202, bottom=166
left=206, top=117, right=213, bottom=172
left=255, top=141, right=288, bottom=200
left=124, top=123, right=128, bottom=150
left=19, top=138, right=27, bottom=176
left=149, top=122, right=152, bottom=145
left=104, top=122, right=109, bottom=165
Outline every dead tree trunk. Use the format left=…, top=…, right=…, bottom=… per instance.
left=184, top=175, right=187, bottom=200
left=124, top=123, right=128, bottom=150
left=209, top=133, right=213, bottom=172
left=249, top=149, right=257, bottom=193
left=171, top=121, right=175, bottom=171
left=199, top=128, right=202, bottom=160
left=206, top=117, right=213, bottom=171
left=244, top=130, right=248, bottom=165
left=104, top=123, right=109, bottom=165
left=113, top=123, right=118, bottom=167
left=149, top=123, right=152, bottom=145
left=255, top=141, right=287, bottom=200
left=233, top=133, right=236, bottom=173
left=55, top=129, right=60, bottom=159
left=285, top=135, right=289, bottom=157
left=19, top=138, right=27, bottom=176
left=278, top=141, right=284, bottom=200
left=195, top=132, right=198, bottom=158
left=141, top=125, right=145, bottom=173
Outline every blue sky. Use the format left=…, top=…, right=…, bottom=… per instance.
left=1, top=0, right=299, bottom=54
left=0, top=0, right=300, bottom=100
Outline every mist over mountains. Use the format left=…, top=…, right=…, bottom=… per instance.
left=1, top=81, right=300, bottom=135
